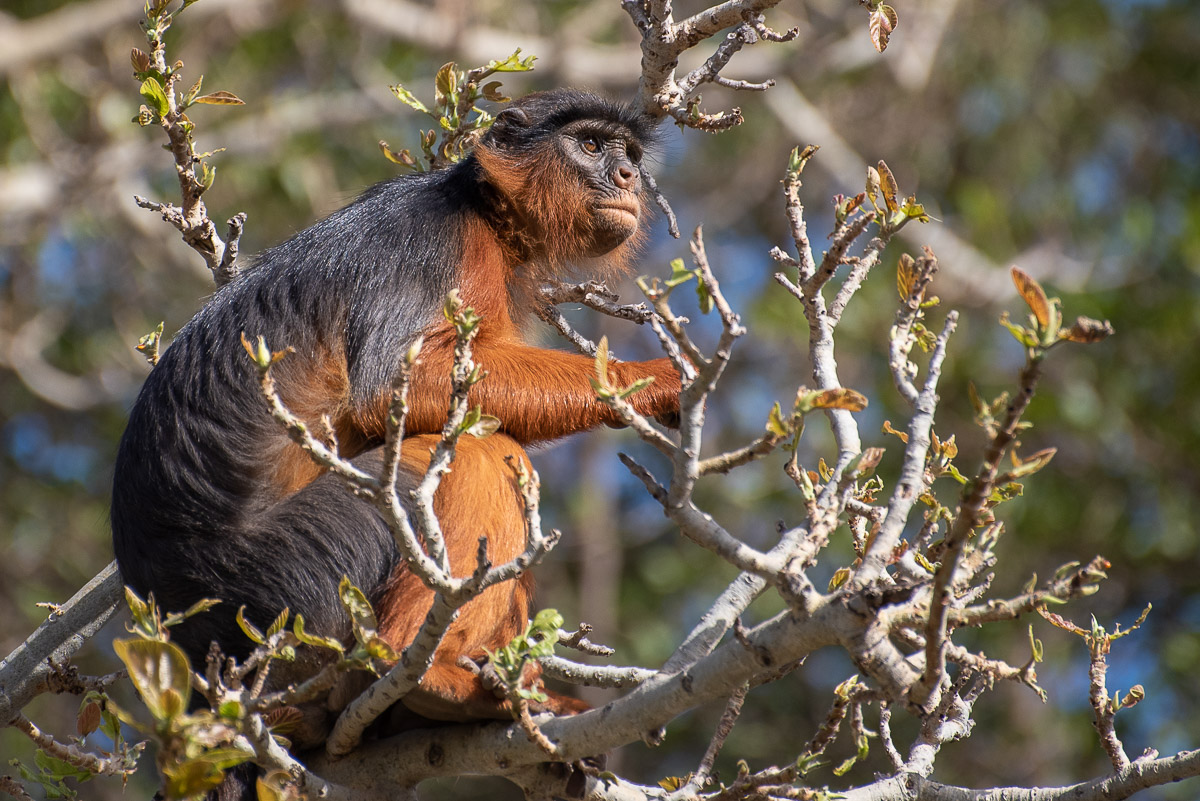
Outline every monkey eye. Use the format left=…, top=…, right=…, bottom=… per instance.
left=579, top=136, right=601, bottom=155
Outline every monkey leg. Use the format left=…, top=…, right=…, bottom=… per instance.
left=376, top=433, right=587, bottom=720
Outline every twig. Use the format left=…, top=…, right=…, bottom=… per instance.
left=556, top=623, right=615, bottom=656
left=624, top=0, right=794, bottom=130
left=673, top=683, right=748, bottom=799
left=854, top=311, right=958, bottom=588
left=910, top=339, right=1042, bottom=709
left=888, top=247, right=940, bottom=405
left=0, top=562, right=122, bottom=725
left=1089, top=644, right=1130, bottom=771
left=539, top=656, right=653, bottom=689
left=878, top=702, right=905, bottom=771
left=641, top=167, right=680, bottom=239
left=0, top=775, right=34, bottom=801
left=515, top=699, right=560, bottom=757
left=10, top=713, right=136, bottom=778
left=134, top=8, right=244, bottom=285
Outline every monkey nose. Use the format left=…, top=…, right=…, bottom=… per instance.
left=613, top=165, right=638, bottom=191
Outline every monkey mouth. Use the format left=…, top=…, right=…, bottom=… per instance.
left=595, top=201, right=640, bottom=222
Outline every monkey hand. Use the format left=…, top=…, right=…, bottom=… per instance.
left=465, top=655, right=590, bottom=716
left=544, top=753, right=610, bottom=799
left=611, top=357, right=683, bottom=427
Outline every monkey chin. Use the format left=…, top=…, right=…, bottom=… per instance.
left=586, top=204, right=641, bottom=257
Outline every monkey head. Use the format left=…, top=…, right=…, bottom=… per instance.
left=473, top=89, right=659, bottom=271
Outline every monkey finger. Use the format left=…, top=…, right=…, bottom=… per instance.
left=655, top=409, right=681, bottom=429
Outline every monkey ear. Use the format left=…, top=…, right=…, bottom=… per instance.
left=494, top=107, right=531, bottom=128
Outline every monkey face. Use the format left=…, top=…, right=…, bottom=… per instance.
left=474, top=90, right=659, bottom=267
left=558, top=120, right=645, bottom=257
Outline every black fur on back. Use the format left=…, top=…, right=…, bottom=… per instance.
left=111, top=161, right=488, bottom=657
left=110, top=89, right=652, bottom=799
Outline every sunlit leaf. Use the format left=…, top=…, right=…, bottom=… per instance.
left=112, top=638, right=191, bottom=721
left=140, top=77, right=169, bottom=116
left=877, top=160, right=899, bottom=214
left=339, top=577, right=379, bottom=632
left=828, top=567, right=850, bottom=591
left=389, top=83, right=430, bottom=113
left=236, top=606, right=264, bottom=644
left=810, top=387, right=868, bottom=411
left=896, top=253, right=915, bottom=300
left=1010, top=266, right=1050, bottom=328
left=766, top=402, right=791, bottom=437
left=293, top=614, right=344, bottom=653
left=593, top=336, right=612, bottom=388
left=434, top=62, right=459, bottom=107
left=193, top=90, right=244, bottom=106
left=379, top=140, right=419, bottom=170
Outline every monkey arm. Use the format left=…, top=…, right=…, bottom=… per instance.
left=370, top=330, right=680, bottom=444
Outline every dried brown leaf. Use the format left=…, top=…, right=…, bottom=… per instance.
left=1010, top=266, right=1050, bottom=328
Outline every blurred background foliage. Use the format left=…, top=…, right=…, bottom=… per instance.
left=1, top=0, right=1198, bottom=798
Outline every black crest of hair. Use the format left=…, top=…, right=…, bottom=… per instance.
left=483, top=88, right=660, bottom=152
left=110, top=88, right=657, bottom=664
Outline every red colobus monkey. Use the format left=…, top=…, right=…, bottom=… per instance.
left=112, top=89, right=678, bottom=747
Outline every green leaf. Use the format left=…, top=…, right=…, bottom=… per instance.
left=257, top=771, right=297, bottom=801
left=663, top=257, right=695, bottom=289
left=140, top=77, right=170, bottom=117
left=124, top=586, right=154, bottom=633
left=290, top=618, right=343, bottom=652
left=339, top=577, right=380, bottom=632
left=1009, top=447, right=1057, bottom=479
left=162, top=596, right=220, bottom=627
left=998, top=312, right=1038, bottom=348
left=531, top=608, right=564, bottom=634
left=696, top=276, right=713, bottom=314
left=266, top=607, right=290, bottom=637
left=379, top=140, right=419, bottom=170
left=828, top=567, right=850, bottom=591
left=34, top=750, right=92, bottom=783
left=163, top=752, right=245, bottom=799
left=365, top=635, right=399, bottom=662
left=616, top=375, right=655, bottom=399
left=112, top=638, right=191, bottom=722
left=236, top=605, right=265, bottom=644
left=434, top=62, right=460, bottom=107
left=944, top=464, right=968, bottom=484
left=901, top=196, right=931, bottom=223
left=766, top=402, right=791, bottom=438
left=200, top=162, right=216, bottom=191
left=293, top=615, right=345, bottom=653
left=182, top=75, right=203, bottom=107
left=482, top=49, right=537, bottom=73
left=465, top=412, right=501, bottom=438
left=389, top=83, right=430, bottom=114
